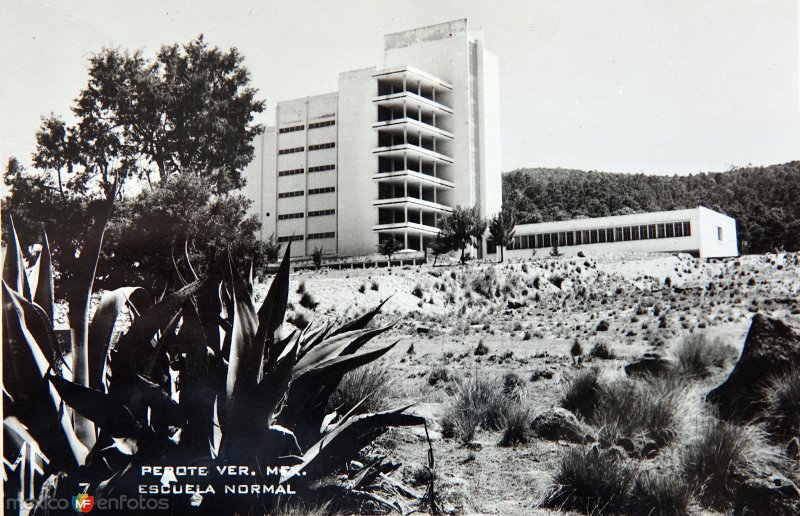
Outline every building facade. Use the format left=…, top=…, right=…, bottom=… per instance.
left=242, top=19, right=502, bottom=258
left=496, top=207, right=739, bottom=259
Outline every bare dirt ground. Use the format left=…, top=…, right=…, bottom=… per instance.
left=262, top=251, right=800, bottom=515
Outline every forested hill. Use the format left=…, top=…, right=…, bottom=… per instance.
left=502, top=162, right=800, bottom=254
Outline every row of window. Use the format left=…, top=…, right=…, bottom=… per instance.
left=509, top=221, right=692, bottom=250
left=277, top=235, right=304, bottom=242
left=308, top=142, right=335, bottom=151
left=277, top=164, right=335, bottom=177
left=278, top=119, right=336, bottom=134
left=277, top=187, right=336, bottom=199
left=276, top=232, right=336, bottom=243
left=278, top=142, right=336, bottom=155
left=277, top=209, right=336, bottom=220
left=308, top=120, right=335, bottom=129
left=308, top=232, right=335, bottom=240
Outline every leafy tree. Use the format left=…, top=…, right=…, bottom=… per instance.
left=311, top=246, right=325, bottom=270
left=438, top=205, right=488, bottom=264
left=100, top=174, right=260, bottom=291
left=377, top=236, right=403, bottom=262
left=488, top=208, right=516, bottom=262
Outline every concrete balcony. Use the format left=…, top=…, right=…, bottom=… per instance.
left=372, top=91, right=453, bottom=116
left=373, top=65, right=453, bottom=92
left=373, top=196, right=453, bottom=213
left=372, top=221, right=441, bottom=235
left=372, top=117, right=453, bottom=140
left=372, top=170, right=454, bottom=189
left=372, top=143, right=453, bottom=164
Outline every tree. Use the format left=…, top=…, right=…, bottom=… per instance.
left=438, top=205, right=488, bottom=264
left=488, top=208, right=516, bottom=262
left=32, top=35, right=265, bottom=198
left=311, top=246, right=325, bottom=270
left=377, top=236, right=403, bottom=262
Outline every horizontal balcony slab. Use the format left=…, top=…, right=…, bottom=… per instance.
left=373, top=144, right=453, bottom=164
left=373, top=118, right=454, bottom=139
left=372, top=170, right=455, bottom=189
left=373, top=66, right=453, bottom=91
left=373, top=92, right=453, bottom=115
left=372, top=222, right=441, bottom=235
left=373, top=196, right=453, bottom=213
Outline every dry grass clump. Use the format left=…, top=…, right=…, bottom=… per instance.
left=672, top=333, right=737, bottom=378
left=760, top=370, right=800, bottom=439
left=327, top=364, right=394, bottom=416
left=427, top=366, right=452, bottom=387
left=473, top=340, right=489, bottom=356
left=441, top=376, right=507, bottom=444
left=544, top=450, right=693, bottom=515
left=542, top=448, right=635, bottom=513
left=499, top=403, right=531, bottom=447
left=560, top=368, right=602, bottom=419
left=680, top=419, right=788, bottom=511
left=561, top=369, right=682, bottom=447
left=588, top=340, right=616, bottom=360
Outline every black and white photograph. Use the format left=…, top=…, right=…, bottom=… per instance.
left=1, top=1, right=799, bottom=514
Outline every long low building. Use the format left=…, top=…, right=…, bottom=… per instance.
left=491, top=206, right=738, bottom=259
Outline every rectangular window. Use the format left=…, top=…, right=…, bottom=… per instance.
left=582, top=230, right=591, bottom=244
left=631, top=226, right=639, bottom=240
left=308, top=164, right=335, bottom=173
left=277, top=235, right=304, bottom=242
left=278, top=168, right=304, bottom=177
left=278, top=124, right=304, bottom=134
left=590, top=229, right=599, bottom=244
left=308, top=186, right=335, bottom=195
left=717, top=226, right=723, bottom=240
left=278, top=190, right=304, bottom=198
left=277, top=212, right=304, bottom=220
left=308, top=120, right=335, bottom=129
left=684, top=221, right=692, bottom=236
left=566, top=231, right=575, bottom=246
left=308, top=142, right=335, bottom=151
left=543, top=233, right=551, bottom=247
left=598, top=230, right=607, bottom=243
left=657, top=224, right=666, bottom=238
left=674, top=222, right=683, bottom=237
left=536, top=234, right=544, bottom=248
left=308, top=209, right=335, bottom=217
left=574, top=231, right=582, bottom=245
left=623, top=226, right=632, bottom=241
left=648, top=225, right=656, bottom=239
left=308, top=232, right=335, bottom=240
left=615, top=227, right=624, bottom=242
left=278, top=146, right=304, bottom=155
left=606, top=228, right=615, bottom=243
left=640, top=225, right=649, bottom=240
left=666, top=223, right=675, bottom=238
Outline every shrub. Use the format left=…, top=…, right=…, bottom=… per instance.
left=412, top=284, right=424, bottom=298
left=760, top=370, right=800, bottom=439
left=473, top=340, right=489, bottom=356
left=370, top=280, right=379, bottom=291
left=501, top=372, right=526, bottom=402
left=588, top=341, right=616, bottom=360
left=560, top=368, right=602, bottom=419
left=297, top=280, right=306, bottom=294
left=629, top=469, right=692, bottom=516
left=680, top=420, right=787, bottom=511
left=441, top=376, right=507, bottom=444
left=311, top=246, right=324, bottom=270
left=328, top=364, right=393, bottom=416
left=542, top=448, right=634, bottom=513
left=673, top=333, right=737, bottom=378
left=299, top=290, right=318, bottom=310
left=358, top=283, right=366, bottom=294
left=427, top=367, right=451, bottom=386
left=499, top=403, right=531, bottom=447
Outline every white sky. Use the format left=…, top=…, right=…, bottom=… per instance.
left=1, top=0, right=798, bottom=175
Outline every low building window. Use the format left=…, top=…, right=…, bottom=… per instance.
left=308, top=164, right=335, bottom=173
left=278, top=146, right=304, bottom=155
left=717, top=226, right=723, bottom=240
left=308, top=187, right=335, bottom=195
left=277, top=212, right=304, bottom=220
left=308, top=209, right=335, bottom=217
left=278, top=190, right=304, bottom=198
left=277, top=235, right=303, bottom=242
left=308, top=232, right=335, bottom=240
left=308, top=142, right=335, bottom=151
left=278, top=168, right=304, bottom=177
left=278, top=124, right=305, bottom=134
left=308, top=120, right=335, bottom=129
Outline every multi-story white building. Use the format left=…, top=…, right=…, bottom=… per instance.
left=242, top=19, right=502, bottom=258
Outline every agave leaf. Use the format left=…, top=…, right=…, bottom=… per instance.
left=2, top=216, right=32, bottom=300
left=134, top=375, right=185, bottom=428
left=47, top=373, right=142, bottom=438
left=183, top=239, right=199, bottom=282
left=279, top=342, right=397, bottom=448
left=3, top=282, right=65, bottom=373
left=197, top=269, right=222, bottom=354
left=87, top=287, right=149, bottom=391
left=109, top=279, right=202, bottom=387
left=280, top=405, right=424, bottom=483
left=32, top=229, right=55, bottom=323
left=180, top=302, right=209, bottom=380
left=293, top=323, right=395, bottom=378
left=257, top=243, right=291, bottom=341
left=330, top=297, right=391, bottom=337
left=225, top=261, right=260, bottom=398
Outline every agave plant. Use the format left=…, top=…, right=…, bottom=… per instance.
left=3, top=212, right=427, bottom=515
